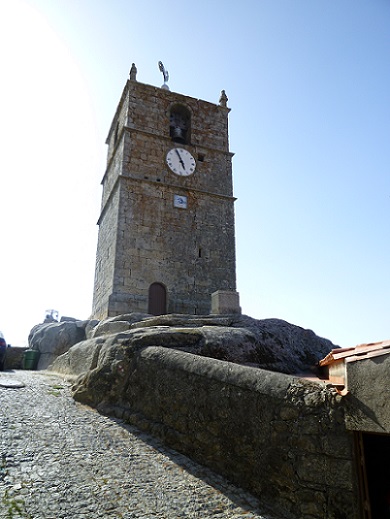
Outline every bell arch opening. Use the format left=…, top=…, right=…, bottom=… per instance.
left=169, top=104, right=191, bottom=144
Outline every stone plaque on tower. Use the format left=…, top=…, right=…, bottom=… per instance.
left=91, top=64, right=237, bottom=319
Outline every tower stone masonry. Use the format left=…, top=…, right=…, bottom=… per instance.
left=91, top=65, right=238, bottom=319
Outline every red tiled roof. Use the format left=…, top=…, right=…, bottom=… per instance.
left=319, top=339, right=390, bottom=367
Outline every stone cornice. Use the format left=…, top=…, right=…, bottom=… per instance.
left=97, top=174, right=236, bottom=226
left=118, top=174, right=237, bottom=202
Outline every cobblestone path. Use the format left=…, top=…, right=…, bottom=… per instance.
left=0, top=370, right=275, bottom=519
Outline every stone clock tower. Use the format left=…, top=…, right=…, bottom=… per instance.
left=91, top=64, right=238, bottom=319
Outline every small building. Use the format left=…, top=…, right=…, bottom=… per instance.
left=319, top=340, right=390, bottom=518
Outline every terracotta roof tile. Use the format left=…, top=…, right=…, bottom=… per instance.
left=319, top=339, right=390, bottom=366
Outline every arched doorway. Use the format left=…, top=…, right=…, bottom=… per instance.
left=148, top=283, right=167, bottom=315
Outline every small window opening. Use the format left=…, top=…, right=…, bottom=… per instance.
left=114, top=122, right=119, bottom=144
left=198, top=248, right=202, bottom=258
left=198, top=154, right=205, bottom=162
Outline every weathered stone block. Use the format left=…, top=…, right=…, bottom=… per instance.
left=211, top=290, right=241, bottom=315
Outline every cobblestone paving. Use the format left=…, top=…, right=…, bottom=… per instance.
left=0, top=370, right=276, bottom=519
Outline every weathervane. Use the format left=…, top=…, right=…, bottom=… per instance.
left=158, top=61, right=169, bottom=90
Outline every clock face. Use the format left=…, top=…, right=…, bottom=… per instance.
left=166, top=148, right=196, bottom=176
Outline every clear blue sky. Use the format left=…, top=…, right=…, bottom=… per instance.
left=0, top=0, right=389, bottom=348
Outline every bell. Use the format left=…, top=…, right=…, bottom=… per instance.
left=173, top=127, right=184, bottom=139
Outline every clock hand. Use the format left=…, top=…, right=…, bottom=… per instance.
left=175, top=149, right=186, bottom=170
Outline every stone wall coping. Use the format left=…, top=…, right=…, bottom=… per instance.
left=140, top=345, right=325, bottom=398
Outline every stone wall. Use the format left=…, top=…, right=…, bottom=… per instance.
left=4, top=347, right=28, bottom=370
left=344, top=353, right=390, bottom=434
left=72, top=345, right=359, bottom=519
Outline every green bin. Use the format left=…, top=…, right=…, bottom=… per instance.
left=23, top=350, right=40, bottom=370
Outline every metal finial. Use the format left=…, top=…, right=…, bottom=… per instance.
left=158, top=61, right=169, bottom=90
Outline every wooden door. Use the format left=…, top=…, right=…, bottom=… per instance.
left=355, top=432, right=372, bottom=519
left=148, top=283, right=167, bottom=315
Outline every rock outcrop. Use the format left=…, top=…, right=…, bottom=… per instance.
left=45, top=313, right=338, bottom=406
left=28, top=313, right=357, bottom=519
left=28, top=319, right=98, bottom=370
